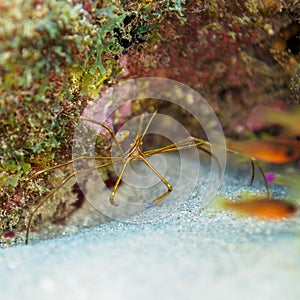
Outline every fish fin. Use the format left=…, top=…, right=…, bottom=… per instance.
left=207, top=195, right=229, bottom=211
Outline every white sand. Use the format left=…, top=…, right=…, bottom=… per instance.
left=1, top=154, right=300, bottom=300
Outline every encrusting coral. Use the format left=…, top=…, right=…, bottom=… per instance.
left=1, top=0, right=299, bottom=245
left=0, top=0, right=186, bottom=244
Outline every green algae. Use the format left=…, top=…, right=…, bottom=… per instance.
left=1, top=0, right=299, bottom=246
left=0, top=0, right=187, bottom=243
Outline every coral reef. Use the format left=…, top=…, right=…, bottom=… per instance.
left=1, top=0, right=299, bottom=245
left=123, top=0, right=300, bottom=136
left=0, top=0, right=186, bottom=244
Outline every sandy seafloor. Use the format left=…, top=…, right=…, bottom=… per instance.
left=1, top=154, right=300, bottom=300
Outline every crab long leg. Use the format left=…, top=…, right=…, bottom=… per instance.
left=140, top=111, right=157, bottom=141
left=139, top=156, right=173, bottom=207
left=250, top=160, right=255, bottom=185
left=144, top=136, right=269, bottom=197
left=25, top=160, right=116, bottom=244
left=30, top=155, right=120, bottom=178
left=226, top=148, right=270, bottom=198
left=109, top=159, right=130, bottom=206
left=191, top=137, right=269, bottom=197
left=80, top=116, right=124, bottom=155
left=143, top=137, right=222, bottom=178
left=255, top=161, right=270, bottom=198
left=143, top=136, right=212, bottom=157
left=146, top=190, right=173, bottom=209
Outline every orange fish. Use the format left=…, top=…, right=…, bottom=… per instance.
left=262, top=107, right=300, bottom=136
left=223, top=197, right=298, bottom=219
left=227, top=138, right=300, bottom=164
